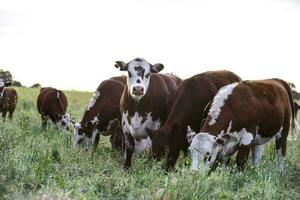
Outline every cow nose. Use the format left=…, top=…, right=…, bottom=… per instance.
left=133, top=86, right=144, bottom=96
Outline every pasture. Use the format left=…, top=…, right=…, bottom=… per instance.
left=0, top=87, right=299, bottom=200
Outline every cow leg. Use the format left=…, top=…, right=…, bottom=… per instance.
left=275, top=130, right=288, bottom=172
left=165, top=146, right=181, bottom=171
left=2, top=112, right=7, bottom=122
left=236, top=144, right=251, bottom=170
left=41, top=115, right=48, bottom=127
left=93, top=133, right=100, bottom=149
left=251, top=145, right=263, bottom=165
left=123, top=132, right=135, bottom=170
left=8, top=109, right=15, bottom=120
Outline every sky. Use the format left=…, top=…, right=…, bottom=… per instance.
left=0, top=0, right=300, bottom=91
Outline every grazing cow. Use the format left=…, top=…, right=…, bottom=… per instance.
left=146, top=70, right=241, bottom=170
left=115, top=58, right=181, bottom=170
left=73, top=77, right=126, bottom=150
left=189, top=79, right=296, bottom=172
left=37, top=87, right=72, bottom=130
left=0, top=80, right=18, bottom=121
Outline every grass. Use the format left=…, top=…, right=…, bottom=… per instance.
left=0, top=87, right=299, bottom=200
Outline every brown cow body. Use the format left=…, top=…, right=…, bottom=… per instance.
left=73, top=77, right=126, bottom=150
left=0, top=86, right=18, bottom=121
left=189, top=79, right=295, bottom=171
left=147, top=70, right=241, bottom=170
left=37, top=87, right=71, bottom=129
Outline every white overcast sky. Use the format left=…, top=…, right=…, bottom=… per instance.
left=0, top=0, right=300, bottom=91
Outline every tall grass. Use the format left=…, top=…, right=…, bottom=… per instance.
left=0, top=87, right=299, bottom=199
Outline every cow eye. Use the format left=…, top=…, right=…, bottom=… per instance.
left=145, top=73, right=150, bottom=78
left=128, top=71, right=132, bottom=78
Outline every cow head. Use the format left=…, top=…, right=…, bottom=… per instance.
left=56, top=113, right=74, bottom=131
left=189, top=132, right=221, bottom=171
left=73, top=116, right=99, bottom=148
left=115, top=58, right=164, bottom=101
left=107, top=119, right=124, bottom=151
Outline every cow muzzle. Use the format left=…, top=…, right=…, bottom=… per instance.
left=132, top=86, right=144, bottom=96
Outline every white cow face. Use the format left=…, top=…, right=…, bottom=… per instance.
left=73, top=116, right=99, bottom=148
left=56, top=114, right=73, bottom=130
left=189, top=133, right=220, bottom=171
left=115, top=58, right=164, bottom=101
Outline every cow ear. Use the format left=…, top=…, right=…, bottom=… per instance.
left=115, top=61, right=128, bottom=71
left=150, top=63, right=164, bottom=73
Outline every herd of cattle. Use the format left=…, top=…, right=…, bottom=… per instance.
left=0, top=57, right=299, bottom=173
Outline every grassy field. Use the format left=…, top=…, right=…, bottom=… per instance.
left=0, top=87, right=299, bottom=200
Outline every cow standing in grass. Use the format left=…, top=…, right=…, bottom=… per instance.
left=37, top=87, right=72, bottom=130
left=73, top=77, right=126, bottom=151
left=115, top=58, right=181, bottom=170
left=189, top=79, right=296, bottom=172
left=0, top=80, right=18, bottom=121
left=146, top=70, right=241, bottom=170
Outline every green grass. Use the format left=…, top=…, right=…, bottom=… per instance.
left=0, top=87, right=299, bottom=200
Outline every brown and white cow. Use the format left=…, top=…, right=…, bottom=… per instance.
left=115, top=58, right=181, bottom=170
left=0, top=80, right=18, bottom=121
left=73, top=77, right=126, bottom=151
left=37, top=87, right=72, bottom=130
left=189, top=79, right=296, bottom=172
left=146, top=70, right=241, bottom=170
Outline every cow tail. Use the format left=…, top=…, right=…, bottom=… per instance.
left=277, top=79, right=298, bottom=138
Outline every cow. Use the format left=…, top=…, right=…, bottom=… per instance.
left=0, top=80, right=18, bottom=121
left=115, top=57, right=182, bottom=170
left=146, top=70, right=241, bottom=170
left=73, top=77, right=126, bottom=151
left=37, top=87, right=72, bottom=130
left=189, top=78, right=296, bottom=172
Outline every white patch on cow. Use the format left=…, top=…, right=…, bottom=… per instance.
left=87, top=90, right=100, bottom=111
left=240, top=129, right=254, bottom=145
left=122, top=111, right=160, bottom=140
left=208, top=82, right=239, bottom=125
left=133, top=137, right=152, bottom=156
left=57, top=92, right=60, bottom=99
left=122, top=110, right=160, bottom=155
left=186, top=126, right=196, bottom=144
left=127, top=59, right=151, bottom=102
left=252, top=145, right=263, bottom=165
left=189, top=133, right=216, bottom=170
left=91, top=116, right=99, bottom=124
